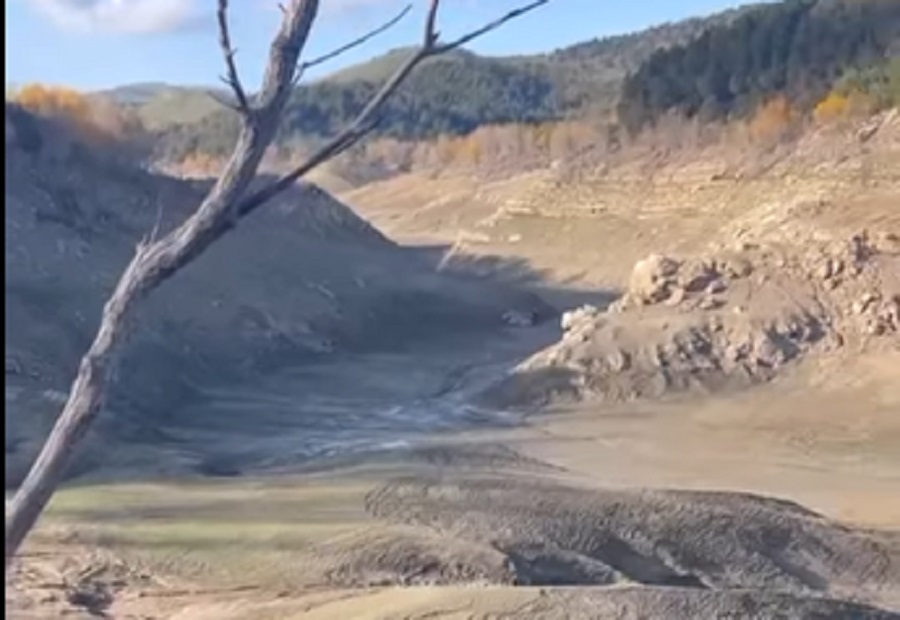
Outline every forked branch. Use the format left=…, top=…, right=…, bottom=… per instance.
left=424, top=0, right=441, bottom=46
left=297, top=4, right=413, bottom=80
left=433, top=0, right=548, bottom=54
left=216, top=0, right=252, bottom=115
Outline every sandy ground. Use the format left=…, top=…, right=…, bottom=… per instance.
left=489, top=347, right=897, bottom=523
left=7, top=346, right=900, bottom=619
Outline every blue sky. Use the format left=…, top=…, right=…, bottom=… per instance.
left=6, top=0, right=755, bottom=90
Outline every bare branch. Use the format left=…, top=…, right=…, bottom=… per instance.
left=433, top=0, right=549, bottom=54
left=217, top=0, right=252, bottom=116
left=298, top=4, right=412, bottom=75
left=424, top=0, right=440, bottom=46
left=240, top=47, right=426, bottom=212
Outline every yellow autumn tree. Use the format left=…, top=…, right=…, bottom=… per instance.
left=14, top=84, right=94, bottom=131
left=748, top=95, right=797, bottom=144
left=11, top=83, right=141, bottom=145
left=813, top=91, right=851, bottom=125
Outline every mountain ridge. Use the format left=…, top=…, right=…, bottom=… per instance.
left=98, top=3, right=747, bottom=156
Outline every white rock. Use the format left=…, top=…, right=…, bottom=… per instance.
left=628, top=254, right=681, bottom=304
left=560, top=305, right=599, bottom=331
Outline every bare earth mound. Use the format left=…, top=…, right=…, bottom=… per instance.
left=316, top=478, right=900, bottom=616
left=499, top=588, right=899, bottom=620
left=483, top=232, right=899, bottom=409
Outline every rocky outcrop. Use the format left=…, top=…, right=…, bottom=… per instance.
left=482, top=233, right=899, bottom=409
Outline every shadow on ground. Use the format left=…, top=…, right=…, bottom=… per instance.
left=404, top=243, right=620, bottom=312
left=7, top=242, right=617, bottom=489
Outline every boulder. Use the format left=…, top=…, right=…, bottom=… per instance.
left=628, top=254, right=681, bottom=305
left=561, top=305, right=600, bottom=332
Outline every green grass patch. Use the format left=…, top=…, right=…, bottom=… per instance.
left=39, top=477, right=370, bottom=586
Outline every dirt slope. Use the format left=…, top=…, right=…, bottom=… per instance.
left=355, top=479, right=900, bottom=601
left=4, top=105, right=549, bottom=485
left=345, top=111, right=900, bottom=288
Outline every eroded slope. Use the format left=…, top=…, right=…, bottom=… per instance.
left=4, top=106, right=548, bottom=484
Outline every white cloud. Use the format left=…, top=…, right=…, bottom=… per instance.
left=28, top=0, right=201, bottom=34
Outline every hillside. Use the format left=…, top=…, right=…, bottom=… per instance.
left=149, top=50, right=561, bottom=163
left=89, top=83, right=230, bottom=136
left=345, top=110, right=900, bottom=411
left=125, top=4, right=742, bottom=163
left=118, top=12, right=722, bottom=135
left=620, top=0, right=900, bottom=130
left=4, top=104, right=548, bottom=485
left=119, top=0, right=900, bottom=170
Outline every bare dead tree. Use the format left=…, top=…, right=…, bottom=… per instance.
left=5, top=0, right=549, bottom=563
